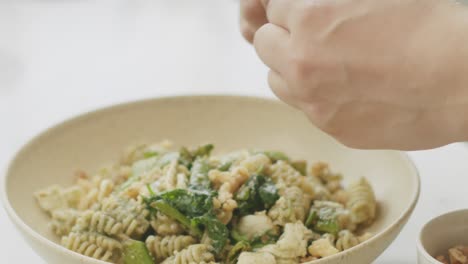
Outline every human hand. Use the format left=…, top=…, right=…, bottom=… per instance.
left=241, top=0, right=468, bottom=150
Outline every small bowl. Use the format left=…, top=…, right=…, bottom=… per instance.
left=2, top=95, right=420, bottom=264
left=418, top=209, right=468, bottom=263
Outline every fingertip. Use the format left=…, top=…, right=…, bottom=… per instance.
left=240, top=20, right=254, bottom=44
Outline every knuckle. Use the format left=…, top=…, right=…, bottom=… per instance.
left=286, top=42, right=321, bottom=82
left=288, top=51, right=312, bottom=81
left=294, top=1, right=336, bottom=26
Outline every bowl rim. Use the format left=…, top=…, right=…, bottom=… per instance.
left=1, top=94, right=421, bottom=264
left=417, top=208, right=468, bottom=263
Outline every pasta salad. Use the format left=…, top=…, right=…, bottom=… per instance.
left=34, top=141, right=377, bottom=264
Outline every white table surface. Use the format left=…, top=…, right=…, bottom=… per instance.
left=1, top=1, right=468, bottom=263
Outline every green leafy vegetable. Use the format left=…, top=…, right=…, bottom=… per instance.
left=192, top=144, right=214, bottom=158
left=315, top=219, right=340, bottom=234
left=179, top=144, right=214, bottom=169
left=291, top=160, right=307, bottom=176
left=250, top=231, right=280, bottom=249
left=305, top=209, right=318, bottom=227
left=179, top=147, right=193, bottom=168
left=259, top=151, right=290, bottom=162
left=122, top=239, right=154, bottom=264
left=145, top=187, right=228, bottom=254
left=143, top=151, right=159, bottom=159
left=235, top=175, right=279, bottom=216
left=218, top=160, right=233, bottom=172
left=191, top=213, right=229, bottom=254
left=227, top=241, right=251, bottom=264
left=231, top=229, right=249, bottom=243
left=230, top=229, right=278, bottom=251
left=189, top=158, right=213, bottom=192
left=258, top=180, right=280, bottom=209
left=158, top=189, right=214, bottom=218
left=145, top=199, right=202, bottom=237
left=306, top=206, right=341, bottom=235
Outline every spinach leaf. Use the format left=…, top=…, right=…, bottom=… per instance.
left=235, top=175, right=279, bottom=216
left=218, top=161, right=233, bottom=172
left=189, top=158, right=213, bottom=192
left=306, top=206, right=341, bottom=235
left=179, top=144, right=214, bottom=169
left=258, top=180, right=279, bottom=209
left=192, top=144, right=214, bottom=158
left=291, top=160, right=307, bottom=176
left=122, top=239, right=154, bottom=264
left=257, top=151, right=290, bottom=162
left=315, top=218, right=340, bottom=234
left=145, top=187, right=227, bottom=254
left=144, top=199, right=203, bottom=237
left=250, top=231, right=280, bottom=249
left=143, top=151, right=159, bottom=159
left=305, top=209, right=318, bottom=227
left=226, top=241, right=251, bottom=264
left=191, top=213, right=229, bottom=254
left=178, top=147, right=193, bottom=168
left=231, top=229, right=249, bottom=243
left=158, top=189, right=214, bottom=218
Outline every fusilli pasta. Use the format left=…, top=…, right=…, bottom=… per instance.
left=146, top=235, right=197, bottom=260
left=34, top=141, right=378, bottom=264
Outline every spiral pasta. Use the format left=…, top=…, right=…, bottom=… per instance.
left=268, top=187, right=311, bottom=226
left=50, top=209, right=82, bottom=236
left=239, top=153, right=272, bottom=174
left=146, top=235, right=197, bottom=260
left=160, top=244, right=215, bottom=264
left=78, top=179, right=114, bottom=210
left=74, top=210, right=123, bottom=236
left=61, top=231, right=122, bottom=262
left=346, top=177, right=377, bottom=225
left=238, top=252, right=276, bottom=264
left=151, top=212, right=185, bottom=236
left=336, top=230, right=360, bottom=251
left=268, top=161, right=315, bottom=196
left=308, top=237, right=339, bottom=258
left=98, top=196, right=150, bottom=239
left=34, top=141, right=379, bottom=264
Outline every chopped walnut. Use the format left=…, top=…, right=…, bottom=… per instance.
left=436, top=255, right=449, bottom=264
left=449, top=247, right=468, bottom=264
left=436, top=245, right=468, bottom=264
left=300, top=255, right=319, bottom=262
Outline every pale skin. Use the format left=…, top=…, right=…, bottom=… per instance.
left=240, top=0, right=468, bottom=150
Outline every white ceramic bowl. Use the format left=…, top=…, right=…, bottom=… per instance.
left=2, top=95, right=420, bottom=264
left=418, top=209, right=468, bottom=264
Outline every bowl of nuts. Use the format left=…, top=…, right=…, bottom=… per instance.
left=418, top=209, right=468, bottom=264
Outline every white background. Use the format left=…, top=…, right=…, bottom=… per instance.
left=1, top=1, right=468, bottom=263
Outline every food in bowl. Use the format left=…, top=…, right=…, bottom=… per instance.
left=436, top=245, right=468, bottom=264
left=34, top=140, right=377, bottom=264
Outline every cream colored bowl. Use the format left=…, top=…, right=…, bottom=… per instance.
left=2, top=95, right=420, bottom=264
left=417, top=209, right=468, bottom=264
